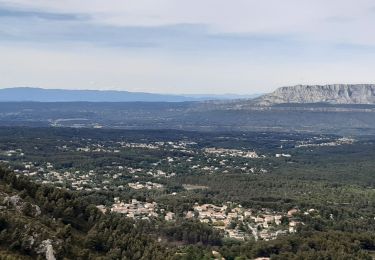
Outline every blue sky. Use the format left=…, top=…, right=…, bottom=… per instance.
left=0, top=0, right=375, bottom=94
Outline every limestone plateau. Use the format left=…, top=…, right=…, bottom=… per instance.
left=254, top=84, right=375, bottom=105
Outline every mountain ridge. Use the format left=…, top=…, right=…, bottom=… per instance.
left=253, top=84, right=375, bottom=105
left=0, top=87, right=258, bottom=102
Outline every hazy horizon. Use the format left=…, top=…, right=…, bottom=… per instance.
left=0, top=86, right=264, bottom=96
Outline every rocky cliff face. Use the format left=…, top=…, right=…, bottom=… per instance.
left=255, top=84, right=375, bottom=105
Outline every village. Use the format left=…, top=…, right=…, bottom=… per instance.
left=98, top=197, right=308, bottom=242
left=128, top=181, right=164, bottom=190
left=187, top=203, right=305, bottom=241
left=203, top=148, right=261, bottom=158
left=0, top=138, right=273, bottom=192
left=1, top=134, right=355, bottom=193
left=295, top=137, right=355, bottom=148
left=97, top=197, right=175, bottom=221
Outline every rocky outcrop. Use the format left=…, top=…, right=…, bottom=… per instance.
left=3, top=195, right=41, bottom=216
left=38, top=240, right=56, bottom=260
left=254, top=84, right=375, bottom=105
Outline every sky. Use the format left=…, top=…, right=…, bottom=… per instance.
left=0, top=0, right=375, bottom=94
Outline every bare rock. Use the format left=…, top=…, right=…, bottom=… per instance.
left=255, top=84, right=375, bottom=105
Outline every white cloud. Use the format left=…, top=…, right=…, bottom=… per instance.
left=2, top=0, right=375, bottom=44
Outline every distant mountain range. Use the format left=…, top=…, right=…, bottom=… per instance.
left=253, top=84, right=375, bottom=106
left=0, top=87, right=259, bottom=102
left=201, top=84, right=375, bottom=110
